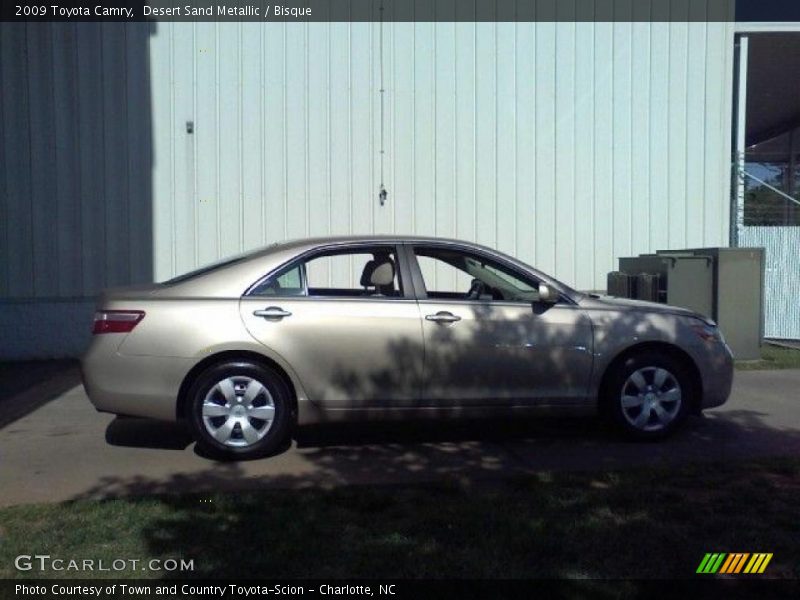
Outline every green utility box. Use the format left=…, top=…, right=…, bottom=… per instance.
left=618, top=254, right=714, bottom=318
left=613, top=248, right=765, bottom=360
left=656, top=248, right=765, bottom=361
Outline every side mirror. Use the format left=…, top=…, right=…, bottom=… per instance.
left=538, top=283, right=557, bottom=304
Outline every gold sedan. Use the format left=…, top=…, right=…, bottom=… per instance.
left=82, top=236, right=733, bottom=459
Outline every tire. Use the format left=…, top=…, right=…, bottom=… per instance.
left=188, top=360, right=293, bottom=459
left=603, top=352, right=693, bottom=441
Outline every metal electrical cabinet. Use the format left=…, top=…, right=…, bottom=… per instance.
left=616, top=254, right=714, bottom=317
left=607, top=272, right=636, bottom=299
left=657, top=248, right=765, bottom=361
left=612, top=248, right=765, bottom=360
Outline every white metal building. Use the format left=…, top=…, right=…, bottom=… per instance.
left=1, top=1, right=798, bottom=358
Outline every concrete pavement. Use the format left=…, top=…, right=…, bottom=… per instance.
left=1, top=364, right=800, bottom=507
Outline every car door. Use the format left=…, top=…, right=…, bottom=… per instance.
left=409, top=244, right=594, bottom=406
left=239, top=244, right=425, bottom=409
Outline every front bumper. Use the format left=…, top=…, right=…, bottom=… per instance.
left=693, top=340, right=734, bottom=410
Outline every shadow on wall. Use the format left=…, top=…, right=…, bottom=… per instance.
left=0, top=22, right=155, bottom=359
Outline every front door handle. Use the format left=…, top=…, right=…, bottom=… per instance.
left=253, top=307, right=292, bottom=320
left=425, top=311, right=462, bottom=323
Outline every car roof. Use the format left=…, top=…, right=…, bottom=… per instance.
left=274, top=234, right=477, bottom=248
left=243, top=235, right=494, bottom=261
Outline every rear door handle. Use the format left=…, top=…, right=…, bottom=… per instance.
left=425, top=311, right=461, bottom=323
left=253, top=307, right=292, bottom=320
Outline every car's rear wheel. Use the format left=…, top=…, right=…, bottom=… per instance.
left=188, top=361, right=293, bottom=459
left=604, top=352, right=692, bottom=440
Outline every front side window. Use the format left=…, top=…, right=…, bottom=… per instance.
left=250, top=246, right=403, bottom=299
left=414, top=246, right=541, bottom=303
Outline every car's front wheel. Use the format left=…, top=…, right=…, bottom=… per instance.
left=604, top=352, right=693, bottom=440
left=188, top=361, right=293, bottom=459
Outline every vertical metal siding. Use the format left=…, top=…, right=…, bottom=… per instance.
left=593, top=20, right=614, bottom=288
left=126, top=24, right=154, bottom=286
left=76, top=23, right=108, bottom=296
left=1, top=22, right=154, bottom=300
left=0, top=6, right=736, bottom=300
left=0, top=43, right=5, bottom=299
left=101, top=24, right=130, bottom=288
left=27, top=25, right=58, bottom=297
left=150, top=20, right=173, bottom=282
left=51, top=24, right=81, bottom=298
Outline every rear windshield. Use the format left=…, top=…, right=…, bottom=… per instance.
left=163, top=249, right=268, bottom=285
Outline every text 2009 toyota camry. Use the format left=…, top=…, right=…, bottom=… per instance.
left=82, top=236, right=733, bottom=458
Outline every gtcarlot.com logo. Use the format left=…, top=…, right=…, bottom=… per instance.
left=696, top=552, right=773, bottom=575
left=15, top=554, right=194, bottom=573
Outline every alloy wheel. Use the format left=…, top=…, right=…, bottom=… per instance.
left=619, top=366, right=682, bottom=432
left=201, top=376, right=275, bottom=447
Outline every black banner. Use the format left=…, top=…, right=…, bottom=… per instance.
left=2, top=0, right=797, bottom=24
left=2, top=580, right=800, bottom=600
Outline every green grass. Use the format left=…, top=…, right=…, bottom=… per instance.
left=1, top=459, right=799, bottom=580
left=736, top=344, right=800, bottom=371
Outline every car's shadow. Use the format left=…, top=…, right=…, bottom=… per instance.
left=103, top=407, right=800, bottom=471
left=294, top=415, right=605, bottom=448
left=104, top=413, right=611, bottom=456
left=105, top=416, right=194, bottom=450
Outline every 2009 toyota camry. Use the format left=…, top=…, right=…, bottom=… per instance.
left=82, top=236, right=734, bottom=458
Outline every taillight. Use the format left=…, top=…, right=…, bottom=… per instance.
left=92, top=310, right=145, bottom=334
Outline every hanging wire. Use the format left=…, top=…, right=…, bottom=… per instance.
left=378, top=0, right=388, bottom=206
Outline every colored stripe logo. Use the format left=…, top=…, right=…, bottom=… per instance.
left=697, top=553, right=773, bottom=574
